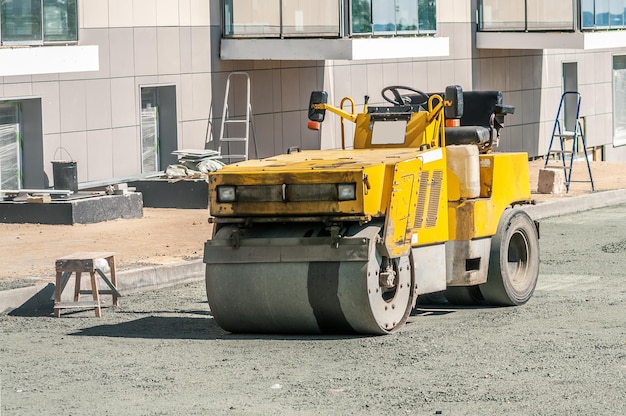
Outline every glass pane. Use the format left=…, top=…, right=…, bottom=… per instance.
left=418, top=0, right=436, bottom=32
left=609, top=0, right=624, bottom=27
left=526, top=0, right=574, bottom=30
left=351, top=0, right=372, bottom=34
left=581, top=0, right=596, bottom=28
left=223, top=0, right=280, bottom=37
left=613, top=55, right=626, bottom=146
left=480, top=0, right=525, bottom=30
left=141, top=88, right=159, bottom=173
left=372, top=0, right=395, bottom=34
left=282, top=0, right=340, bottom=36
left=43, top=0, right=77, bottom=42
left=1, top=0, right=43, bottom=43
left=396, top=0, right=418, bottom=33
left=595, top=0, right=610, bottom=27
left=0, top=105, right=20, bottom=190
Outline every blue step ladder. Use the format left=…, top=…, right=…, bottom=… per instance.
left=544, top=91, right=595, bottom=192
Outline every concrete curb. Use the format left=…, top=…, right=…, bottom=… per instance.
left=2, top=189, right=625, bottom=313
left=522, top=188, right=626, bottom=220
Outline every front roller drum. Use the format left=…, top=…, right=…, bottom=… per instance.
left=204, top=224, right=415, bottom=335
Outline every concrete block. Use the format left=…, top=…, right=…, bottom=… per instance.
left=538, top=168, right=566, bottom=194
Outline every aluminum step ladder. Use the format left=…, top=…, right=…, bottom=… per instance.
left=544, top=91, right=595, bottom=192
left=218, top=72, right=258, bottom=163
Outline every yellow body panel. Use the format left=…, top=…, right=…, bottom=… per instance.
left=447, top=152, right=531, bottom=240
left=210, top=148, right=434, bottom=219
left=384, top=148, right=450, bottom=257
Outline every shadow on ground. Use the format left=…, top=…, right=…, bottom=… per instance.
left=69, top=315, right=381, bottom=341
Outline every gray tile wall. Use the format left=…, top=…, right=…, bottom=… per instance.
left=1, top=0, right=624, bottom=189
left=474, top=48, right=625, bottom=158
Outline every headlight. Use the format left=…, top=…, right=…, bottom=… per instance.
left=337, top=183, right=356, bottom=201
left=217, top=185, right=236, bottom=202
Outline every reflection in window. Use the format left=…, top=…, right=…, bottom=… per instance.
left=223, top=0, right=281, bottom=37
left=223, top=0, right=436, bottom=38
left=223, top=0, right=339, bottom=38
left=418, top=0, right=436, bottom=32
left=352, top=0, right=372, bottom=34
left=480, top=0, right=626, bottom=31
left=479, top=0, right=525, bottom=30
left=352, top=0, right=436, bottom=35
left=0, top=104, right=21, bottom=190
left=609, top=0, right=624, bottom=27
left=526, top=0, right=574, bottom=30
left=613, top=55, right=626, bottom=146
left=581, top=0, right=596, bottom=28
left=43, top=0, right=77, bottom=42
left=0, top=0, right=77, bottom=44
left=1, top=0, right=43, bottom=43
left=282, top=0, right=340, bottom=36
left=595, top=0, right=610, bottom=26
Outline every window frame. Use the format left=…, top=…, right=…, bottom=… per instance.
left=222, top=0, right=437, bottom=39
left=0, top=0, right=78, bottom=46
left=612, top=54, right=626, bottom=147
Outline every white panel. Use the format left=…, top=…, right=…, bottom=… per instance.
left=351, top=38, right=450, bottom=60
left=477, top=31, right=626, bottom=50
left=0, top=46, right=99, bottom=77
left=221, top=38, right=450, bottom=61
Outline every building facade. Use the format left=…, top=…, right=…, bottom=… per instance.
left=0, top=0, right=625, bottom=191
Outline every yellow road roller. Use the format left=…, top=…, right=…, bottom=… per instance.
left=203, top=85, right=539, bottom=335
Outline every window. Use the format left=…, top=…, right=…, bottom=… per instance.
left=223, top=0, right=340, bottom=38
left=140, top=86, right=178, bottom=173
left=0, top=0, right=77, bottom=45
left=479, top=0, right=574, bottom=31
left=613, top=55, right=626, bottom=146
left=352, top=0, right=436, bottom=35
left=0, top=104, right=21, bottom=190
left=223, top=0, right=436, bottom=38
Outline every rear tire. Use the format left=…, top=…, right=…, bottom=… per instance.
left=480, top=208, right=539, bottom=306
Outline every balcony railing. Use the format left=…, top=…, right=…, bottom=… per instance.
left=222, top=0, right=437, bottom=39
left=478, top=0, right=626, bottom=32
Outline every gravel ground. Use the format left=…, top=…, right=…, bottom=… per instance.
left=1, top=205, right=625, bottom=415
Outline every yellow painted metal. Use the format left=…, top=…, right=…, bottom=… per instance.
left=382, top=148, right=451, bottom=257
left=447, top=152, right=532, bottom=241
left=210, top=148, right=434, bottom=219
left=339, top=97, right=355, bottom=150
left=384, top=158, right=423, bottom=257
left=409, top=150, right=450, bottom=247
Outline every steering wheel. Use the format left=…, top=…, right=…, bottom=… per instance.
left=381, top=86, right=429, bottom=106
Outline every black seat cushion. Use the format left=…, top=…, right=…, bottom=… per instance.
left=445, top=126, right=490, bottom=146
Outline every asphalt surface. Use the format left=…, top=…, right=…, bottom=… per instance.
left=2, top=205, right=625, bottom=415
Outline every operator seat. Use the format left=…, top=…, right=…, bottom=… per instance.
left=443, top=91, right=514, bottom=147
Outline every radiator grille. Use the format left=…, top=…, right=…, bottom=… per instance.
left=426, top=170, right=443, bottom=228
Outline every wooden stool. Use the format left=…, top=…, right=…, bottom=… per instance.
left=53, top=252, right=121, bottom=317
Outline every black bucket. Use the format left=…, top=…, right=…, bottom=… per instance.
left=52, top=161, right=78, bottom=192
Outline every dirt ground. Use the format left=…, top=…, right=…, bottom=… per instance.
left=0, top=208, right=214, bottom=290
left=1, top=159, right=625, bottom=290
